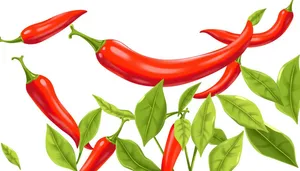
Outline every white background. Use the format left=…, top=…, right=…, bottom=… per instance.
left=0, top=0, right=299, bottom=170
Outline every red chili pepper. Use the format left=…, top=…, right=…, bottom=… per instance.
left=161, top=124, right=182, bottom=171
left=80, top=120, right=126, bottom=171
left=193, top=58, right=241, bottom=99
left=0, top=10, right=87, bottom=44
left=80, top=137, right=116, bottom=171
left=200, top=0, right=294, bottom=47
left=67, top=19, right=253, bottom=87
left=12, top=56, right=92, bottom=150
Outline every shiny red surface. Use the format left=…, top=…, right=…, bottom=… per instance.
left=201, top=9, right=293, bottom=47
left=95, top=21, right=253, bottom=87
left=21, top=10, right=86, bottom=44
left=80, top=137, right=116, bottom=171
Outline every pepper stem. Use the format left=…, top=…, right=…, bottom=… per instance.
left=68, top=24, right=106, bottom=53
left=236, top=56, right=242, bottom=64
left=107, top=119, right=128, bottom=144
left=286, top=0, right=294, bottom=12
left=12, top=56, right=39, bottom=84
left=0, top=36, right=23, bottom=43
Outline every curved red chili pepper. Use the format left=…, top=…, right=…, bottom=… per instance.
left=68, top=20, right=253, bottom=87
left=12, top=56, right=92, bottom=150
left=80, top=137, right=116, bottom=171
left=0, top=10, right=87, bottom=44
left=193, top=58, right=241, bottom=98
left=161, top=124, right=182, bottom=171
left=200, top=0, right=294, bottom=47
left=80, top=120, right=126, bottom=170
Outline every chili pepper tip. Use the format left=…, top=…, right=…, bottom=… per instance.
left=286, top=0, right=294, bottom=12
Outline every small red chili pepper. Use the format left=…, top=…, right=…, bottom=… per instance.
left=193, top=57, right=241, bottom=99
left=68, top=19, right=253, bottom=87
left=161, top=124, right=182, bottom=171
left=12, top=56, right=92, bottom=150
left=0, top=10, right=87, bottom=44
left=80, top=120, right=127, bottom=171
left=80, top=137, right=116, bottom=171
left=200, top=0, right=294, bottom=47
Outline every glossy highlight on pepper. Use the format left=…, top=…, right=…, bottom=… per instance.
left=0, top=10, right=87, bottom=44
left=161, top=124, right=182, bottom=171
left=194, top=57, right=241, bottom=98
left=200, top=0, right=294, bottom=47
left=12, top=56, right=92, bottom=150
left=67, top=20, right=252, bottom=87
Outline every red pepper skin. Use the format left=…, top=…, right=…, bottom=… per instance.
left=80, top=137, right=116, bottom=171
left=200, top=4, right=294, bottom=47
left=13, top=56, right=92, bottom=150
left=161, top=124, right=182, bottom=171
left=69, top=20, right=253, bottom=87
left=193, top=60, right=241, bottom=98
left=0, top=10, right=87, bottom=44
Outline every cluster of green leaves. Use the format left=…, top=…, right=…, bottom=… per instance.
left=5, top=56, right=299, bottom=171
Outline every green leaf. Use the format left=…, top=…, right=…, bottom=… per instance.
left=191, top=95, right=216, bottom=156
left=209, top=131, right=244, bottom=171
left=276, top=56, right=300, bottom=123
left=178, top=82, right=201, bottom=113
left=77, top=108, right=102, bottom=162
left=1, top=143, right=21, bottom=170
left=248, top=8, right=266, bottom=26
left=245, top=124, right=298, bottom=167
left=209, top=128, right=228, bottom=145
left=241, top=66, right=282, bottom=105
left=116, top=138, right=160, bottom=171
left=174, top=118, right=192, bottom=149
left=46, top=125, right=77, bottom=171
left=217, top=95, right=267, bottom=132
left=135, top=80, right=167, bottom=146
left=93, top=95, right=135, bottom=120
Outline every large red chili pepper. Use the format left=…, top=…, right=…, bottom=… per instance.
left=68, top=19, right=253, bottom=87
left=161, top=124, right=182, bottom=171
left=200, top=0, right=294, bottom=47
left=12, top=56, right=92, bottom=150
left=80, top=120, right=126, bottom=171
left=193, top=58, right=241, bottom=99
left=0, top=10, right=87, bottom=44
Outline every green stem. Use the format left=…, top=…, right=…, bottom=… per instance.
left=154, top=137, right=164, bottom=153
left=68, top=24, right=106, bottom=53
left=0, top=36, right=23, bottom=43
left=76, top=151, right=83, bottom=164
left=11, top=55, right=39, bottom=84
left=153, top=137, right=175, bottom=171
left=166, top=108, right=190, bottom=119
left=184, top=147, right=192, bottom=171
left=286, top=0, right=294, bottom=12
left=107, top=119, right=128, bottom=144
left=190, top=147, right=198, bottom=170
left=236, top=56, right=242, bottom=64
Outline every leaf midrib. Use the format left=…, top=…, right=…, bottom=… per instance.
left=81, top=110, right=100, bottom=149
left=244, top=69, right=281, bottom=103
left=49, top=129, right=76, bottom=171
left=288, top=65, right=297, bottom=121
left=256, top=130, right=297, bottom=166
left=199, top=99, right=210, bottom=147
left=221, top=96, right=263, bottom=128
left=118, top=140, right=151, bottom=170
left=216, top=134, right=242, bottom=171
left=144, top=87, right=160, bottom=141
